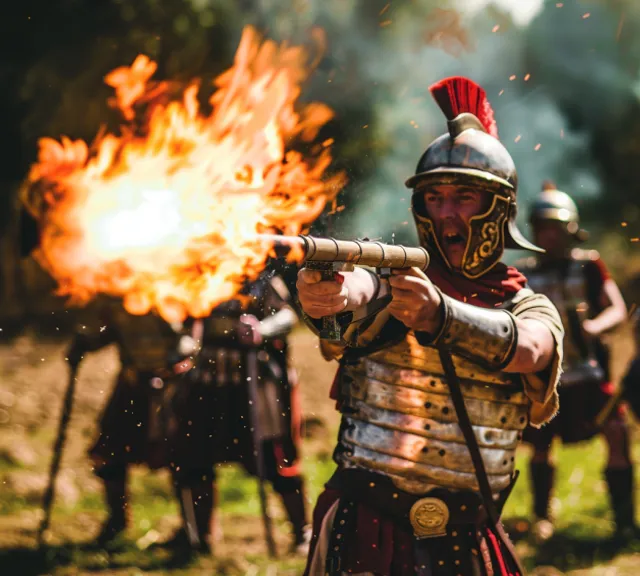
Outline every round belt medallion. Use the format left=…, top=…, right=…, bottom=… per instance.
left=409, top=497, right=450, bottom=538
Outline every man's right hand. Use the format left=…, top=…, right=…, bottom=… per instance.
left=296, top=267, right=380, bottom=319
left=296, top=269, right=349, bottom=319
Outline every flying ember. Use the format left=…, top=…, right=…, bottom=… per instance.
left=21, top=26, right=346, bottom=322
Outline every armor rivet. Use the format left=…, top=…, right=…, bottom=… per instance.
left=519, top=417, right=526, bottom=424
left=425, top=402, right=432, bottom=408
left=340, top=520, right=345, bottom=525
left=438, top=561, right=445, bottom=566
left=334, top=546, right=339, bottom=551
left=422, top=447, right=428, bottom=453
left=430, top=380, right=437, bottom=387
left=442, top=407, right=449, bottom=414
left=337, top=534, right=342, bottom=539
left=439, top=449, right=445, bottom=456
left=460, top=505, right=467, bottom=511
left=455, top=560, right=461, bottom=565
left=343, top=509, right=348, bottom=513
left=503, top=460, right=507, bottom=466
left=424, top=424, right=431, bottom=430
left=511, top=457, right=515, bottom=462
left=369, top=482, right=375, bottom=487
left=452, top=531, right=458, bottom=537
left=500, top=417, right=507, bottom=424
left=453, top=545, right=460, bottom=551
left=393, top=493, right=399, bottom=499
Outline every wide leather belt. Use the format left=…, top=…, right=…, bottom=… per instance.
left=328, top=468, right=512, bottom=539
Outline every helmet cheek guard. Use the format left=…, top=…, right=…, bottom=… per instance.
left=405, top=76, right=542, bottom=279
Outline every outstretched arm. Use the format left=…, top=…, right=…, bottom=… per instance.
left=583, top=278, right=627, bottom=336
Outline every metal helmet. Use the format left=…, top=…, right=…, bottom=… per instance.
left=405, top=76, right=542, bottom=279
left=529, top=180, right=587, bottom=240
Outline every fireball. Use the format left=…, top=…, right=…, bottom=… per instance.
left=22, top=26, right=346, bottom=322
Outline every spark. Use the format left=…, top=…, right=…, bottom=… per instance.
left=379, top=3, right=390, bottom=16
left=492, top=25, right=500, bottom=33
left=524, top=73, right=531, bottom=81
left=380, top=20, right=392, bottom=27
left=583, top=13, right=590, bottom=19
left=514, top=135, right=522, bottom=143
left=534, top=143, right=542, bottom=151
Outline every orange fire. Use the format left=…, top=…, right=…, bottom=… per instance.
left=22, top=26, right=346, bottom=322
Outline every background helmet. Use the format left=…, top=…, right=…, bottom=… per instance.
left=405, top=76, right=542, bottom=279
left=529, top=181, right=588, bottom=241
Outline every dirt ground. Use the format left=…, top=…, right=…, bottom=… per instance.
left=0, top=324, right=639, bottom=575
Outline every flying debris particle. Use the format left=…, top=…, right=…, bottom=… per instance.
left=514, top=135, right=522, bottom=143
left=380, top=20, right=392, bottom=27
left=534, top=143, right=542, bottom=151
left=322, top=138, right=335, bottom=147
left=631, top=238, right=639, bottom=242
left=621, top=222, right=628, bottom=227
left=492, top=25, right=500, bottom=33
left=524, top=74, right=531, bottom=81
left=583, top=13, right=590, bottom=19
left=509, top=75, right=516, bottom=81
left=362, top=125, right=369, bottom=129
left=379, top=3, right=390, bottom=15
left=616, top=15, right=625, bottom=42
left=499, top=89, right=504, bottom=96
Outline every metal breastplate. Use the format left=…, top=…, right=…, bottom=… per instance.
left=112, top=309, right=179, bottom=372
left=336, top=332, right=529, bottom=495
left=526, top=260, right=603, bottom=384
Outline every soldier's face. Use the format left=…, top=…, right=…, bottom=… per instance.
left=533, top=220, right=570, bottom=257
left=422, top=185, right=491, bottom=269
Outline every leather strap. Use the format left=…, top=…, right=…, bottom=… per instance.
left=438, top=348, right=526, bottom=575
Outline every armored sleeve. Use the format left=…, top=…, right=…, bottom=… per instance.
left=509, top=289, right=564, bottom=427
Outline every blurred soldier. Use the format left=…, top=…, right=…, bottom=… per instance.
left=619, top=310, right=640, bottom=423
left=66, top=298, right=197, bottom=545
left=169, top=269, right=310, bottom=555
left=522, top=182, right=634, bottom=541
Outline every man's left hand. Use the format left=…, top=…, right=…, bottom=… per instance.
left=387, top=268, right=443, bottom=333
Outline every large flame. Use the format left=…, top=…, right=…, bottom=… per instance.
left=22, top=26, right=346, bottom=322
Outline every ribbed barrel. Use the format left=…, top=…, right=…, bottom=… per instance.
left=300, top=235, right=430, bottom=271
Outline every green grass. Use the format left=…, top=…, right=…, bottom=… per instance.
left=2, top=434, right=640, bottom=575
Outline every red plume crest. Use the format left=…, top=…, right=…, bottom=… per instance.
left=429, top=76, right=499, bottom=139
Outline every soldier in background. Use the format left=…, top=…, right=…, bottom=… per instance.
left=169, top=268, right=310, bottom=555
left=66, top=298, right=197, bottom=545
left=521, top=182, right=634, bottom=541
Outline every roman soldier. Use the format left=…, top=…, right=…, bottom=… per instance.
left=168, top=268, right=310, bottom=555
left=66, top=298, right=197, bottom=545
left=521, top=182, right=634, bottom=541
left=296, top=76, right=564, bottom=575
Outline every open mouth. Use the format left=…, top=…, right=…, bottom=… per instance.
left=443, top=232, right=466, bottom=248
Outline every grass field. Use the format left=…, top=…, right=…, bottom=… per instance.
left=0, top=326, right=639, bottom=575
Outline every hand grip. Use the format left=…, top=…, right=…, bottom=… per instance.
left=305, top=261, right=343, bottom=342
